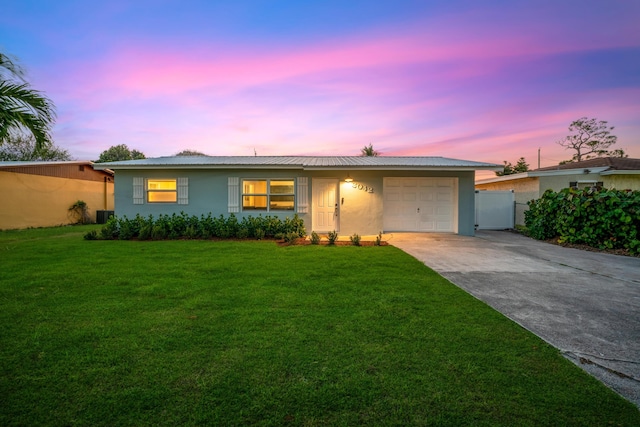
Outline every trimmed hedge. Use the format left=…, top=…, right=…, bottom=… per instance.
left=87, top=212, right=306, bottom=241
left=525, top=187, right=640, bottom=254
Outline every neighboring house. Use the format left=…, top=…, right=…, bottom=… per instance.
left=475, top=157, right=640, bottom=226
left=1, top=161, right=114, bottom=230
left=93, top=156, right=500, bottom=236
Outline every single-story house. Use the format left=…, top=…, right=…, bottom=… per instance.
left=0, top=161, right=114, bottom=230
left=93, top=156, right=500, bottom=236
left=475, top=157, right=640, bottom=225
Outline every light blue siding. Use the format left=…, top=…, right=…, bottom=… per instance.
left=113, top=168, right=477, bottom=236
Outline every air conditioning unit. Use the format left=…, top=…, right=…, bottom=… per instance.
left=96, top=210, right=114, bottom=224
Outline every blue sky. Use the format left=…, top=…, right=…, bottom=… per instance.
left=1, top=0, right=639, bottom=170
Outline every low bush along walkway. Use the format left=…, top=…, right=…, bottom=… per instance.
left=1, top=226, right=639, bottom=426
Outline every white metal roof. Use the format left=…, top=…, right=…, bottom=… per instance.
left=92, top=156, right=501, bottom=171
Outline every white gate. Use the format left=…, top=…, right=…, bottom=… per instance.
left=475, top=190, right=514, bottom=230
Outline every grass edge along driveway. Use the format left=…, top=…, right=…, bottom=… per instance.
left=1, top=225, right=639, bottom=426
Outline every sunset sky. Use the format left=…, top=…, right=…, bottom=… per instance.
left=2, top=0, right=639, bottom=170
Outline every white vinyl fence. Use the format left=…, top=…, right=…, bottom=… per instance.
left=475, top=190, right=515, bottom=230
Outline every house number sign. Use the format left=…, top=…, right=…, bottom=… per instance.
left=351, top=182, right=374, bottom=193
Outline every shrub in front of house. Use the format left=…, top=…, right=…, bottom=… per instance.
left=89, top=213, right=306, bottom=241
left=525, top=187, right=640, bottom=254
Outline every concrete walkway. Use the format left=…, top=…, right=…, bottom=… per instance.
left=389, top=230, right=640, bottom=407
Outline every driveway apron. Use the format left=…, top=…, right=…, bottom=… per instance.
left=390, top=230, right=640, bottom=407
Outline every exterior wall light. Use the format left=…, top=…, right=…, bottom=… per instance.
left=344, top=174, right=353, bottom=183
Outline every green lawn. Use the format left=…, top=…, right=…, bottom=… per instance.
left=1, top=225, right=638, bottom=426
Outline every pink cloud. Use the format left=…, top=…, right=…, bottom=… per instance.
left=33, top=2, right=639, bottom=164
left=54, top=11, right=637, bottom=103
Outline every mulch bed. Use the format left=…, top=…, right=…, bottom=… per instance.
left=509, top=229, right=638, bottom=257
left=543, top=237, right=638, bottom=258
left=278, top=238, right=388, bottom=247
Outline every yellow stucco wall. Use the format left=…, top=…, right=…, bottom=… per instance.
left=539, top=173, right=640, bottom=192
left=475, top=177, right=539, bottom=204
left=1, top=172, right=114, bottom=230
left=604, top=175, right=640, bottom=191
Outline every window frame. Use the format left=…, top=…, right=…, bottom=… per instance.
left=569, top=180, right=603, bottom=190
left=146, top=178, right=178, bottom=203
left=241, top=178, right=295, bottom=212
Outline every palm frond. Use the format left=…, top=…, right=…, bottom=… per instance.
left=0, top=53, right=26, bottom=80
left=0, top=81, right=56, bottom=150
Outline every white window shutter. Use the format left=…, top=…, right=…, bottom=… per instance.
left=297, top=177, right=308, bottom=213
left=133, top=177, right=144, bottom=204
left=177, top=177, right=188, bottom=205
left=228, top=177, right=240, bottom=213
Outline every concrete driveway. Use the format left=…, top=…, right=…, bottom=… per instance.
left=390, top=230, right=640, bottom=407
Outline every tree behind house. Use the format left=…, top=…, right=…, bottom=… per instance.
left=96, top=144, right=146, bottom=162
left=175, top=149, right=207, bottom=156
left=360, top=144, right=380, bottom=156
left=0, top=135, right=71, bottom=161
left=495, top=157, right=529, bottom=176
left=557, top=117, right=626, bottom=162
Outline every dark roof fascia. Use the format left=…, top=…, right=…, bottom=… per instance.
left=533, top=157, right=640, bottom=172
left=0, top=160, right=95, bottom=168
left=0, top=160, right=114, bottom=176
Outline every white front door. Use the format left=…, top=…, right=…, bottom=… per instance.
left=313, top=178, right=339, bottom=232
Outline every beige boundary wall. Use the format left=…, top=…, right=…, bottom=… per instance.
left=1, top=172, right=114, bottom=230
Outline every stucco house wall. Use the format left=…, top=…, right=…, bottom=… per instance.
left=475, top=177, right=539, bottom=201
left=604, top=174, right=640, bottom=191
left=539, top=173, right=603, bottom=192
left=1, top=170, right=114, bottom=229
left=113, top=168, right=478, bottom=236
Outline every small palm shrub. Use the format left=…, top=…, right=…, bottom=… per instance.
left=83, top=230, right=98, bottom=240
left=69, top=200, right=91, bottom=224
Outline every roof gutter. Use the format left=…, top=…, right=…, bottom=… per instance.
left=600, top=170, right=640, bottom=175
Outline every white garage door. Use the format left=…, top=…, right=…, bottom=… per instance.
left=383, top=178, right=457, bottom=232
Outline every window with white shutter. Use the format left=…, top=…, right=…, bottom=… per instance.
left=133, top=177, right=144, bottom=204
left=177, top=177, right=188, bottom=205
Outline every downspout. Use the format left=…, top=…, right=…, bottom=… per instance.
left=104, top=176, right=108, bottom=210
